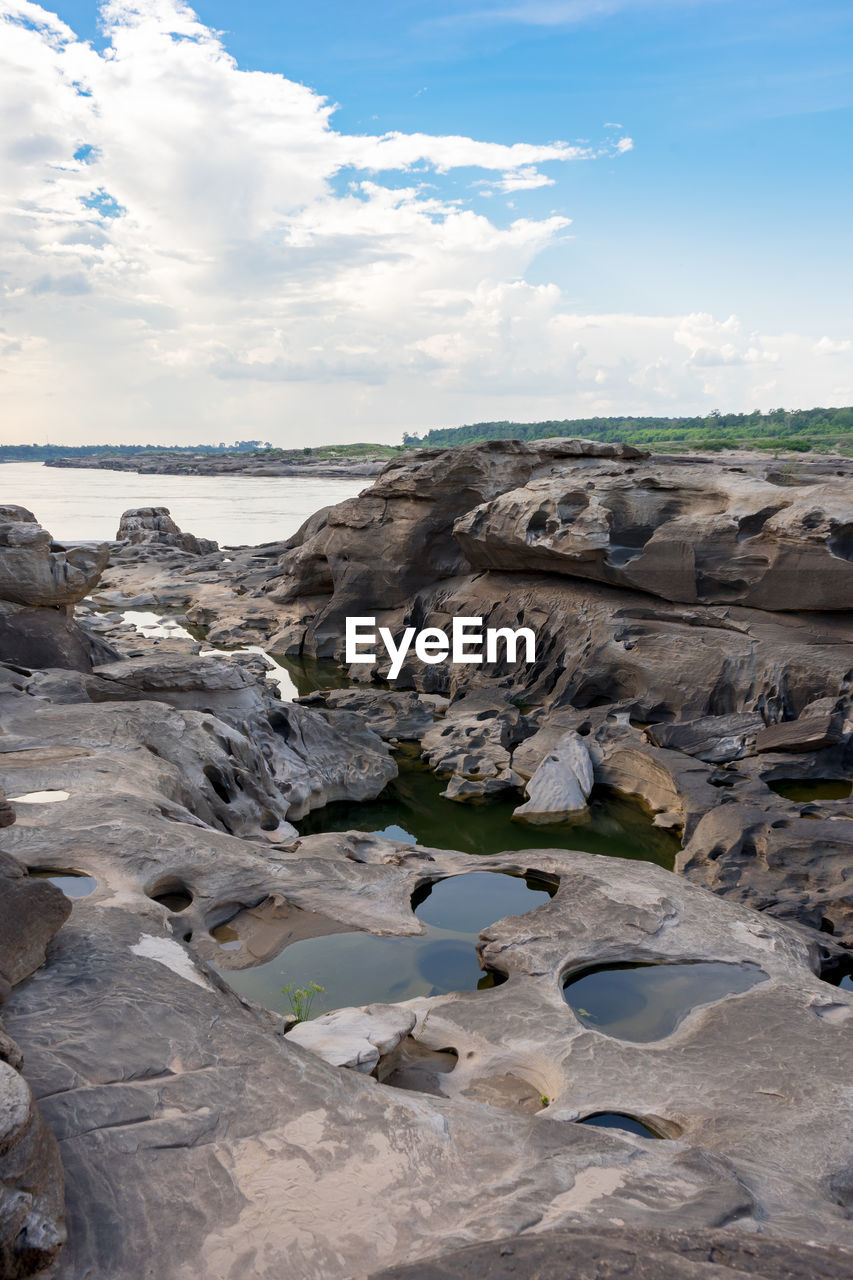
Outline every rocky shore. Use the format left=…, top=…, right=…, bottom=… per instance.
left=44, top=451, right=389, bottom=478
left=0, top=440, right=852, bottom=1279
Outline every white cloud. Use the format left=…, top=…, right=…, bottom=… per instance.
left=0, top=0, right=849, bottom=446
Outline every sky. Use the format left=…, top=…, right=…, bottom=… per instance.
left=1, top=0, right=852, bottom=446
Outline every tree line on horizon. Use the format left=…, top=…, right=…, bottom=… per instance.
left=401, top=406, right=853, bottom=454
left=3, top=406, right=852, bottom=462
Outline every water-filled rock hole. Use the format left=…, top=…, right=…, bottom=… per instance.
left=29, top=868, right=97, bottom=898
left=563, top=960, right=768, bottom=1042
left=210, top=870, right=553, bottom=1017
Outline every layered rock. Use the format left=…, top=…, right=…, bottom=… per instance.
left=452, top=458, right=853, bottom=610
left=116, top=507, right=218, bottom=556
left=0, top=506, right=113, bottom=672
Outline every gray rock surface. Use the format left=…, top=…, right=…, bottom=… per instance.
left=371, top=1225, right=853, bottom=1280
left=0, top=802, right=69, bottom=1278
left=512, top=730, right=593, bottom=823
left=287, top=1003, right=417, bottom=1072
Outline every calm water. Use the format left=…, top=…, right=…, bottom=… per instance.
left=29, top=869, right=97, bottom=899
left=563, top=961, right=767, bottom=1041
left=213, top=871, right=552, bottom=1016
left=0, top=461, right=365, bottom=546
left=767, top=778, right=852, bottom=802
left=298, top=749, right=679, bottom=868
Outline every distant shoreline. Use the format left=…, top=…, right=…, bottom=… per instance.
left=43, top=454, right=387, bottom=479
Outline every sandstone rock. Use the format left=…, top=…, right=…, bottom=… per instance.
left=0, top=850, right=71, bottom=1001
left=0, top=1060, right=66, bottom=1279
left=512, top=731, right=593, bottom=823
left=678, top=802, right=853, bottom=945
left=116, top=507, right=218, bottom=556
left=299, top=688, right=446, bottom=742
left=420, top=691, right=528, bottom=799
left=647, top=712, right=766, bottom=762
left=754, top=708, right=844, bottom=753
left=0, top=511, right=108, bottom=609
left=287, top=1003, right=417, bottom=1072
left=452, top=457, right=853, bottom=611
left=371, top=1225, right=853, bottom=1280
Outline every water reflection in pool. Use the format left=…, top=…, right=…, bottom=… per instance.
left=213, top=871, right=553, bottom=1017
left=297, top=751, right=679, bottom=868
left=29, top=869, right=97, bottom=898
left=563, top=961, right=767, bottom=1042
left=578, top=1113, right=661, bottom=1139
left=766, top=777, right=852, bottom=803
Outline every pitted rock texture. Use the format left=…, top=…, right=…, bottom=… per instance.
left=452, top=458, right=853, bottom=610
left=2, top=653, right=853, bottom=1276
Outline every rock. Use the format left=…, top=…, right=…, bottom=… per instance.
left=1, top=896, right=766, bottom=1280
left=754, top=709, right=844, bottom=753
left=0, top=512, right=108, bottom=608
left=370, top=1225, right=853, bottom=1280
left=0, top=509, right=114, bottom=671
left=287, top=1004, right=417, bottom=1073
left=21, top=652, right=397, bottom=825
left=678, top=802, right=853, bottom=945
left=647, top=712, right=766, bottom=762
left=116, top=507, right=218, bottom=556
left=512, top=731, right=593, bottom=823
left=0, top=1059, right=67, bottom=1279
left=0, top=850, right=71, bottom=1001
left=299, top=688, right=446, bottom=742
left=452, top=456, right=853, bottom=611
left=420, top=690, right=528, bottom=799
left=0, top=807, right=70, bottom=1278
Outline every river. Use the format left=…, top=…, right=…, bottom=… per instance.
left=0, top=461, right=366, bottom=546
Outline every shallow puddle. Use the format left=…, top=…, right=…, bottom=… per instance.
left=298, top=751, right=679, bottom=868
left=563, top=961, right=767, bottom=1042
left=767, top=777, right=852, bottom=802
left=29, top=869, right=97, bottom=898
left=213, top=871, right=552, bottom=1017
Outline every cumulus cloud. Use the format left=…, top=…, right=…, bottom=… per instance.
left=0, top=0, right=849, bottom=444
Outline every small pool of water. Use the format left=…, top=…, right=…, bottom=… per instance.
left=29, top=869, right=97, bottom=898
left=297, top=751, right=679, bottom=867
left=578, top=1112, right=661, bottom=1139
left=563, top=961, right=767, bottom=1042
left=767, top=778, right=852, bottom=802
left=213, top=871, right=552, bottom=1017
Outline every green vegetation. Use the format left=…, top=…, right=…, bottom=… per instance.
left=401, top=406, right=853, bottom=456
left=282, top=981, right=324, bottom=1023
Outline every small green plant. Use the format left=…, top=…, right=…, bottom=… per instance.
left=282, top=981, right=324, bottom=1022
left=539, top=1094, right=549, bottom=1108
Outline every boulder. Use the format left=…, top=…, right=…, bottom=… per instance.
left=452, top=458, right=853, bottom=611
left=512, top=731, right=593, bottom=823
left=0, top=510, right=108, bottom=609
left=116, top=507, right=218, bottom=556
left=287, top=1003, right=417, bottom=1073
left=647, top=712, right=766, bottom=762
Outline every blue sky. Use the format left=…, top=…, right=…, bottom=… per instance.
left=2, top=0, right=851, bottom=443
